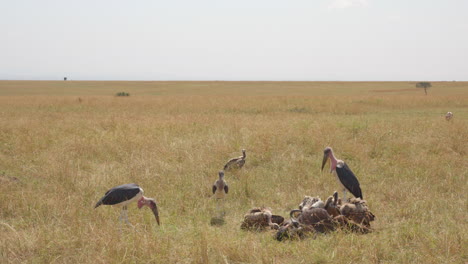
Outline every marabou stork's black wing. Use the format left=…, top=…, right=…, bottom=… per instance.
left=335, top=163, right=363, bottom=199
left=94, top=183, right=141, bottom=208
left=212, top=184, right=217, bottom=194
left=224, top=183, right=229, bottom=194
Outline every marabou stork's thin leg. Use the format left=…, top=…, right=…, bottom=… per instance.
left=123, top=206, right=129, bottom=224
left=343, top=189, right=347, bottom=202
left=118, top=208, right=125, bottom=231
left=119, top=208, right=125, bottom=223
left=122, top=206, right=134, bottom=227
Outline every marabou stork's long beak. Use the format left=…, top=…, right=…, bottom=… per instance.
left=147, top=200, right=160, bottom=226
left=321, top=153, right=328, bottom=171
left=138, top=198, right=160, bottom=225
left=151, top=204, right=160, bottom=226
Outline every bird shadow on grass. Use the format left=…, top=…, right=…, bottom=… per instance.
left=210, top=216, right=226, bottom=226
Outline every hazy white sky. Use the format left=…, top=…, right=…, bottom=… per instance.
left=1, top=0, right=467, bottom=81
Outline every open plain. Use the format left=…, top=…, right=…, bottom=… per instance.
left=0, top=81, right=467, bottom=263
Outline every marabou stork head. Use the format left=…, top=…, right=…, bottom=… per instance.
left=321, top=147, right=333, bottom=171
left=137, top=197, right=160, bottom=225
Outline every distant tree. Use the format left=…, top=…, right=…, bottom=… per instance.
left=416, top=82, right=431, bottom=95
left=64, top=77, right=67, bottom=81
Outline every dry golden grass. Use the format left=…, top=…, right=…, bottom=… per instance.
left=0, top=81, right=467, bottom=263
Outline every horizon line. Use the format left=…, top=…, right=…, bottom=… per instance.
left=0, top=79, right=465, bottom=82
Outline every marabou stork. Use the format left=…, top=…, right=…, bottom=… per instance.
left=223, top=149, right=246, bottom=171
left=321, top=147, right=363, bottom=200
left=95, top=183, right=160, bottom=226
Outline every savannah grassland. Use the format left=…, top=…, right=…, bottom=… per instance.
left=0, top=81, right=467, bottom=264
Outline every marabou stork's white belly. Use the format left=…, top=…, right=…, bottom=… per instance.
left=114, top=188, right=144, bottom=207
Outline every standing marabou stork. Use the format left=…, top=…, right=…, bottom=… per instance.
left=95, top=183, right=160, bottom=226
left=223, top=149, right=246, bottom=171
left=321, top=147, right=363, bottom=200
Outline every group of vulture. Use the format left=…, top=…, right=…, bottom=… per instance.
left=240, top=192, right=375, bottom=241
